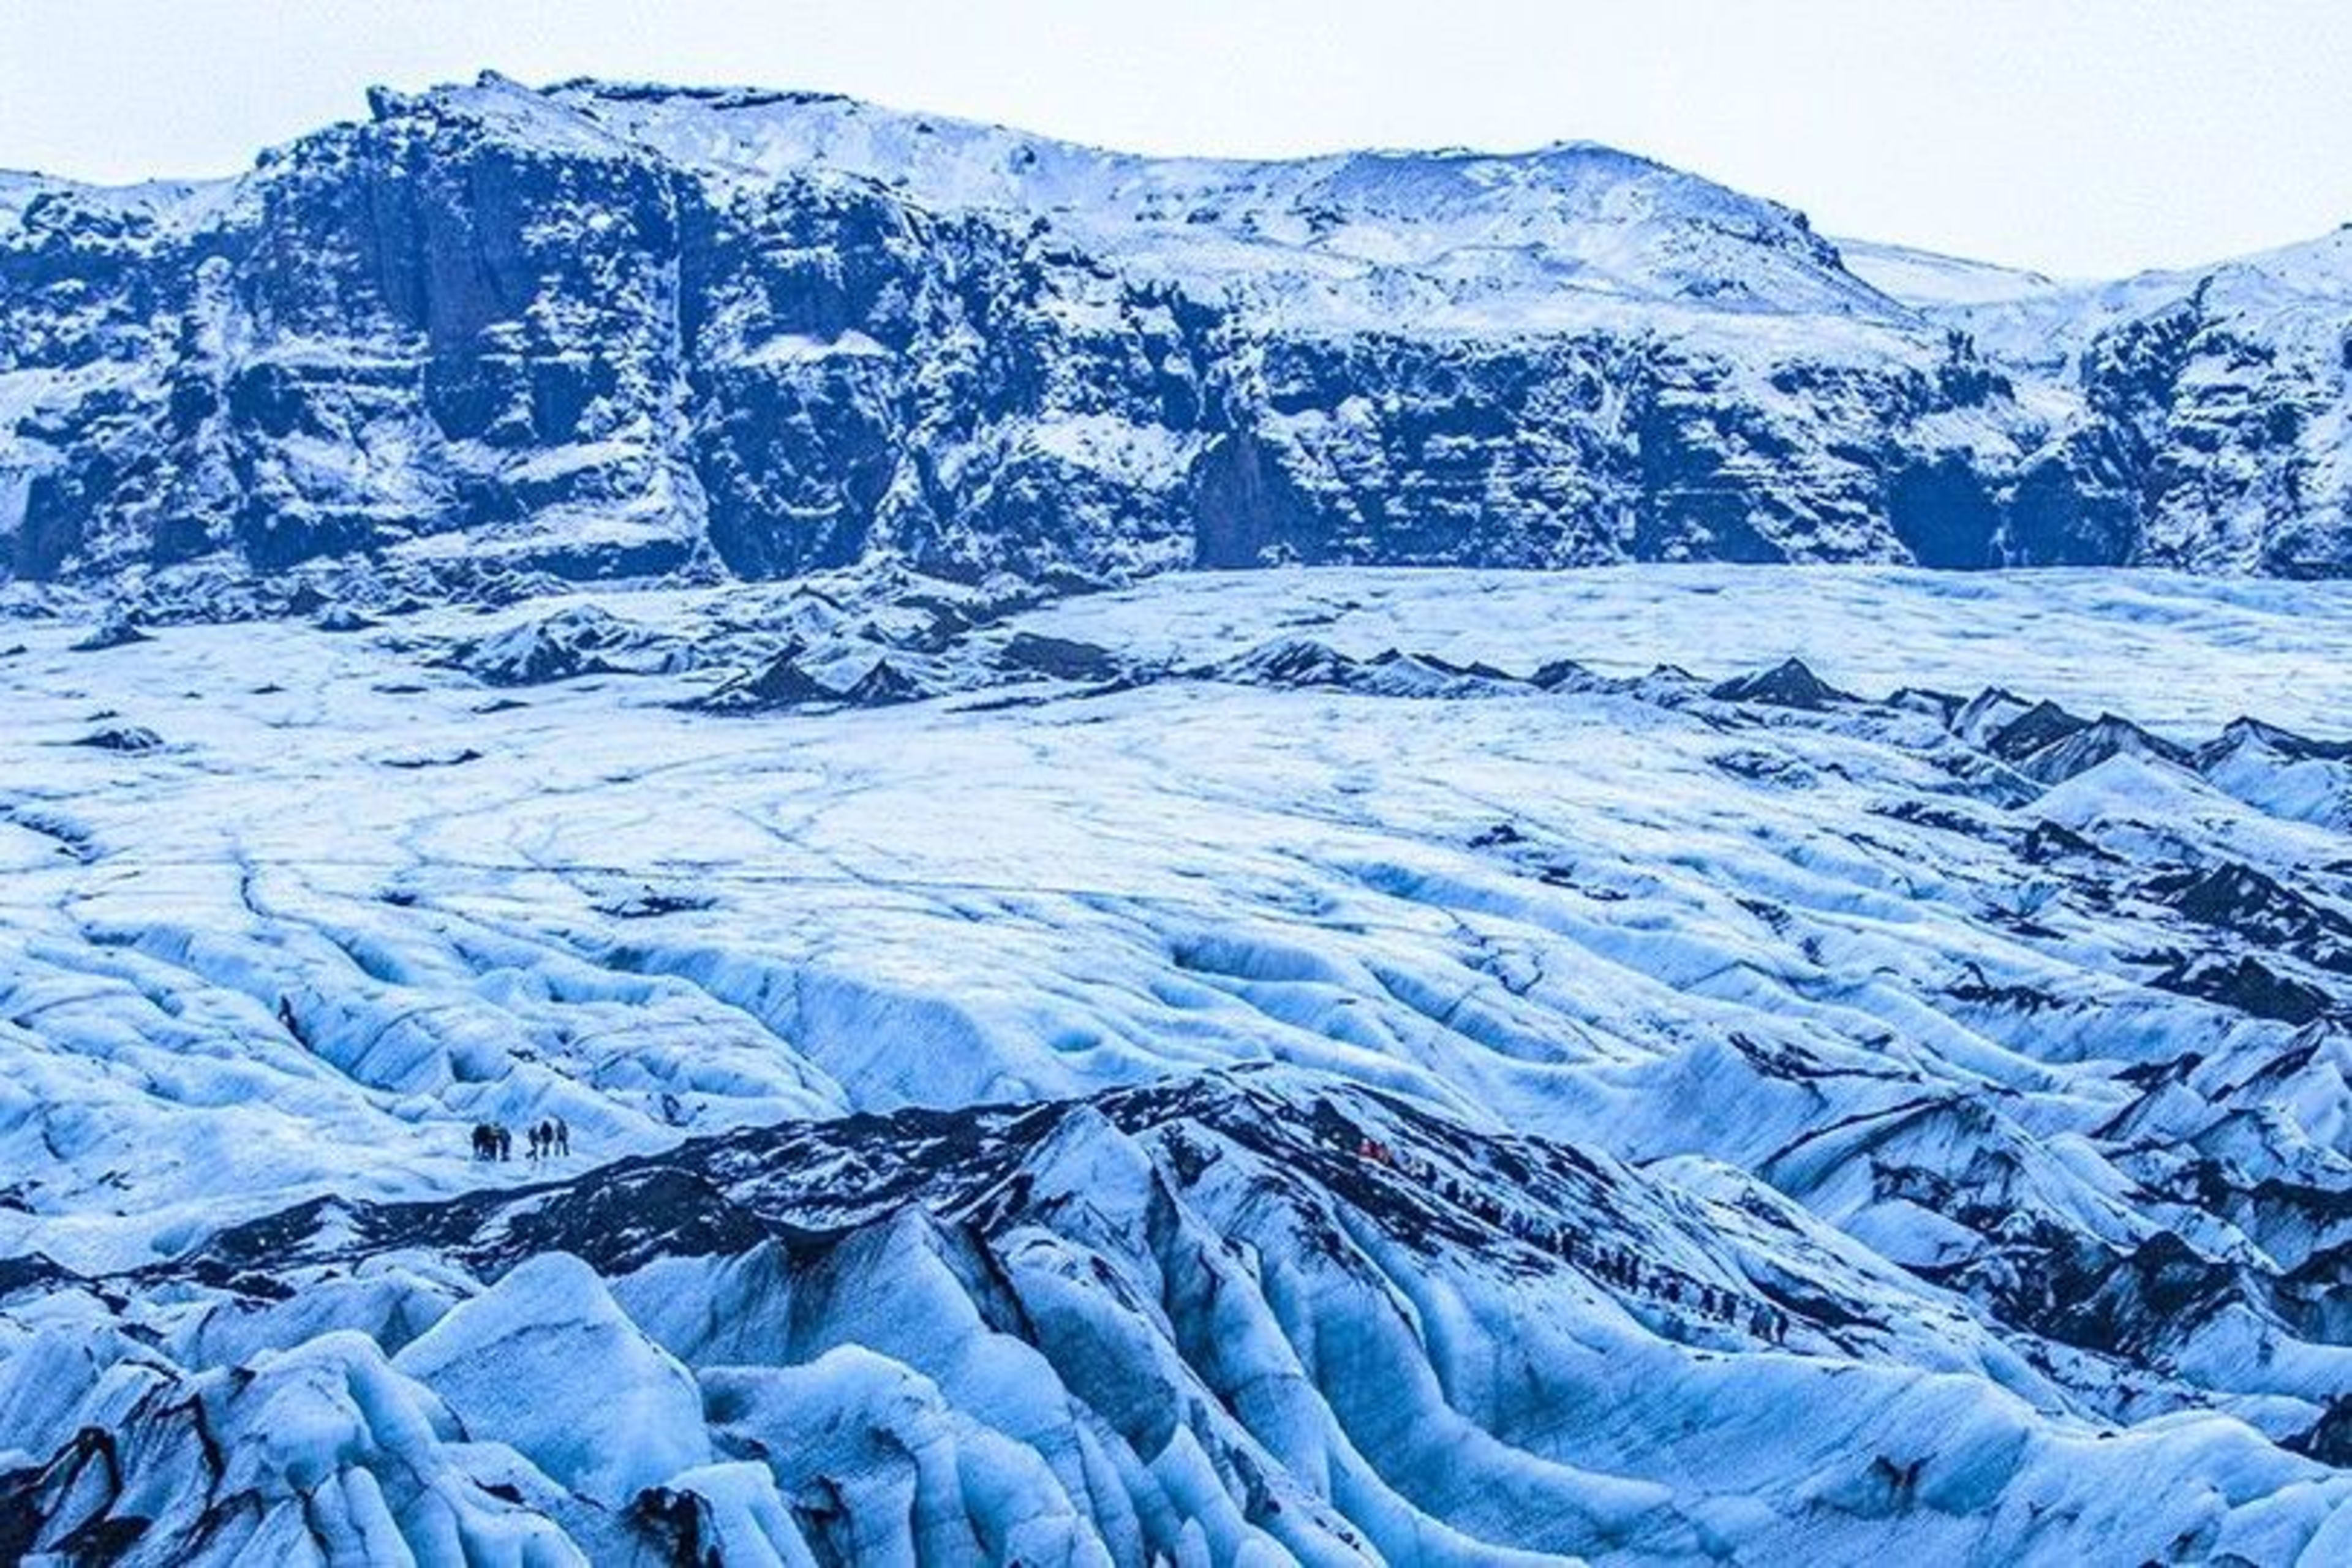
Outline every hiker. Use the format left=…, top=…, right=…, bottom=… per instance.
left=497, top=1125, right=512, bottom=1161
left=470, top=1123, right=494, bottom=1160
left=554, top=1116, right=569, bottom=1156
left=526, top=1123, right=543, bottom=1160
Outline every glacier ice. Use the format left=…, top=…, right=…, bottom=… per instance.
left=6, top=565, right=2352, bottom=1561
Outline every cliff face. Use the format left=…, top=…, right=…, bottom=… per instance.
left=4, top=73, right=2348, bottom=601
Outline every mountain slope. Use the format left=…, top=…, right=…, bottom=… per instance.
left=6, top=73, right=2351, bottom=607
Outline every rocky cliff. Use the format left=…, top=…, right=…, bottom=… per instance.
left=4, top=72, right=2349, bottom=605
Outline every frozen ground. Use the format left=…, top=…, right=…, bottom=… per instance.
left=7, top=565, right=2352, bottom=1562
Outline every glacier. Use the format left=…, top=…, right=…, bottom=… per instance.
left=10, top=64, right=2352, bottom=1567
left=7, top=563, right=2352, bottom=1562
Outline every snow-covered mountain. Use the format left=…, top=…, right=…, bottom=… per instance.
left=10, top=565, right=2352, bottom=1560
left=15, top=69, right=2352, bottom=1566
left=6, top=71, right=2352, bottom=610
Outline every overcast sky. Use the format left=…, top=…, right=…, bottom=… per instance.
left=5, top=0, right=2348, bottom=277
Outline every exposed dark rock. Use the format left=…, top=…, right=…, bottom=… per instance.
left=998, top=632, right=1122, bottom=682
left=2202, top=717, right=2352, bottom=767
left=2145, top=862, right=2352, bottom=963
left=1709, top=657, right=1853, bottom=710
left=690, top=652, right=840, bottom=712
left=2020, top=820, right=2117, bottom=864
left=69, top=725, right=164, bottom=753
left=1985, top=699, right=2089, bottom=762
left=843, top=657, right=923, bottom=706
left=2011, top=714, right=2192, bottom=785
left=2150, top=953, right=2334, bottom=1024
left=1223, top=638, right=1362, bottom=688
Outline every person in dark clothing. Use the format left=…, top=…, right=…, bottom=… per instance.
left=497, top=1125, right=512, bottom=1161
left=554, top=1117, right=569, bottom=1156
left=470, top=1123, right=494, bottom=1160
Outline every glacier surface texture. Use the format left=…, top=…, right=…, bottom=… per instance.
left=8, top=72, right=2352, bottom=1568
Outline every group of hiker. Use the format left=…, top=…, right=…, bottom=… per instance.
left=470, top=1117, right=570, bottom=1163
left=1335, top=1126, right=1793, bottom=1344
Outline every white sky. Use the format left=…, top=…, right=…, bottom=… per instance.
left=4, top=0, right=2349, bottom=277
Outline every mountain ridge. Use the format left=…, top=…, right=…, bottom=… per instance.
left=4, top=70, right=2350, bottom=606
